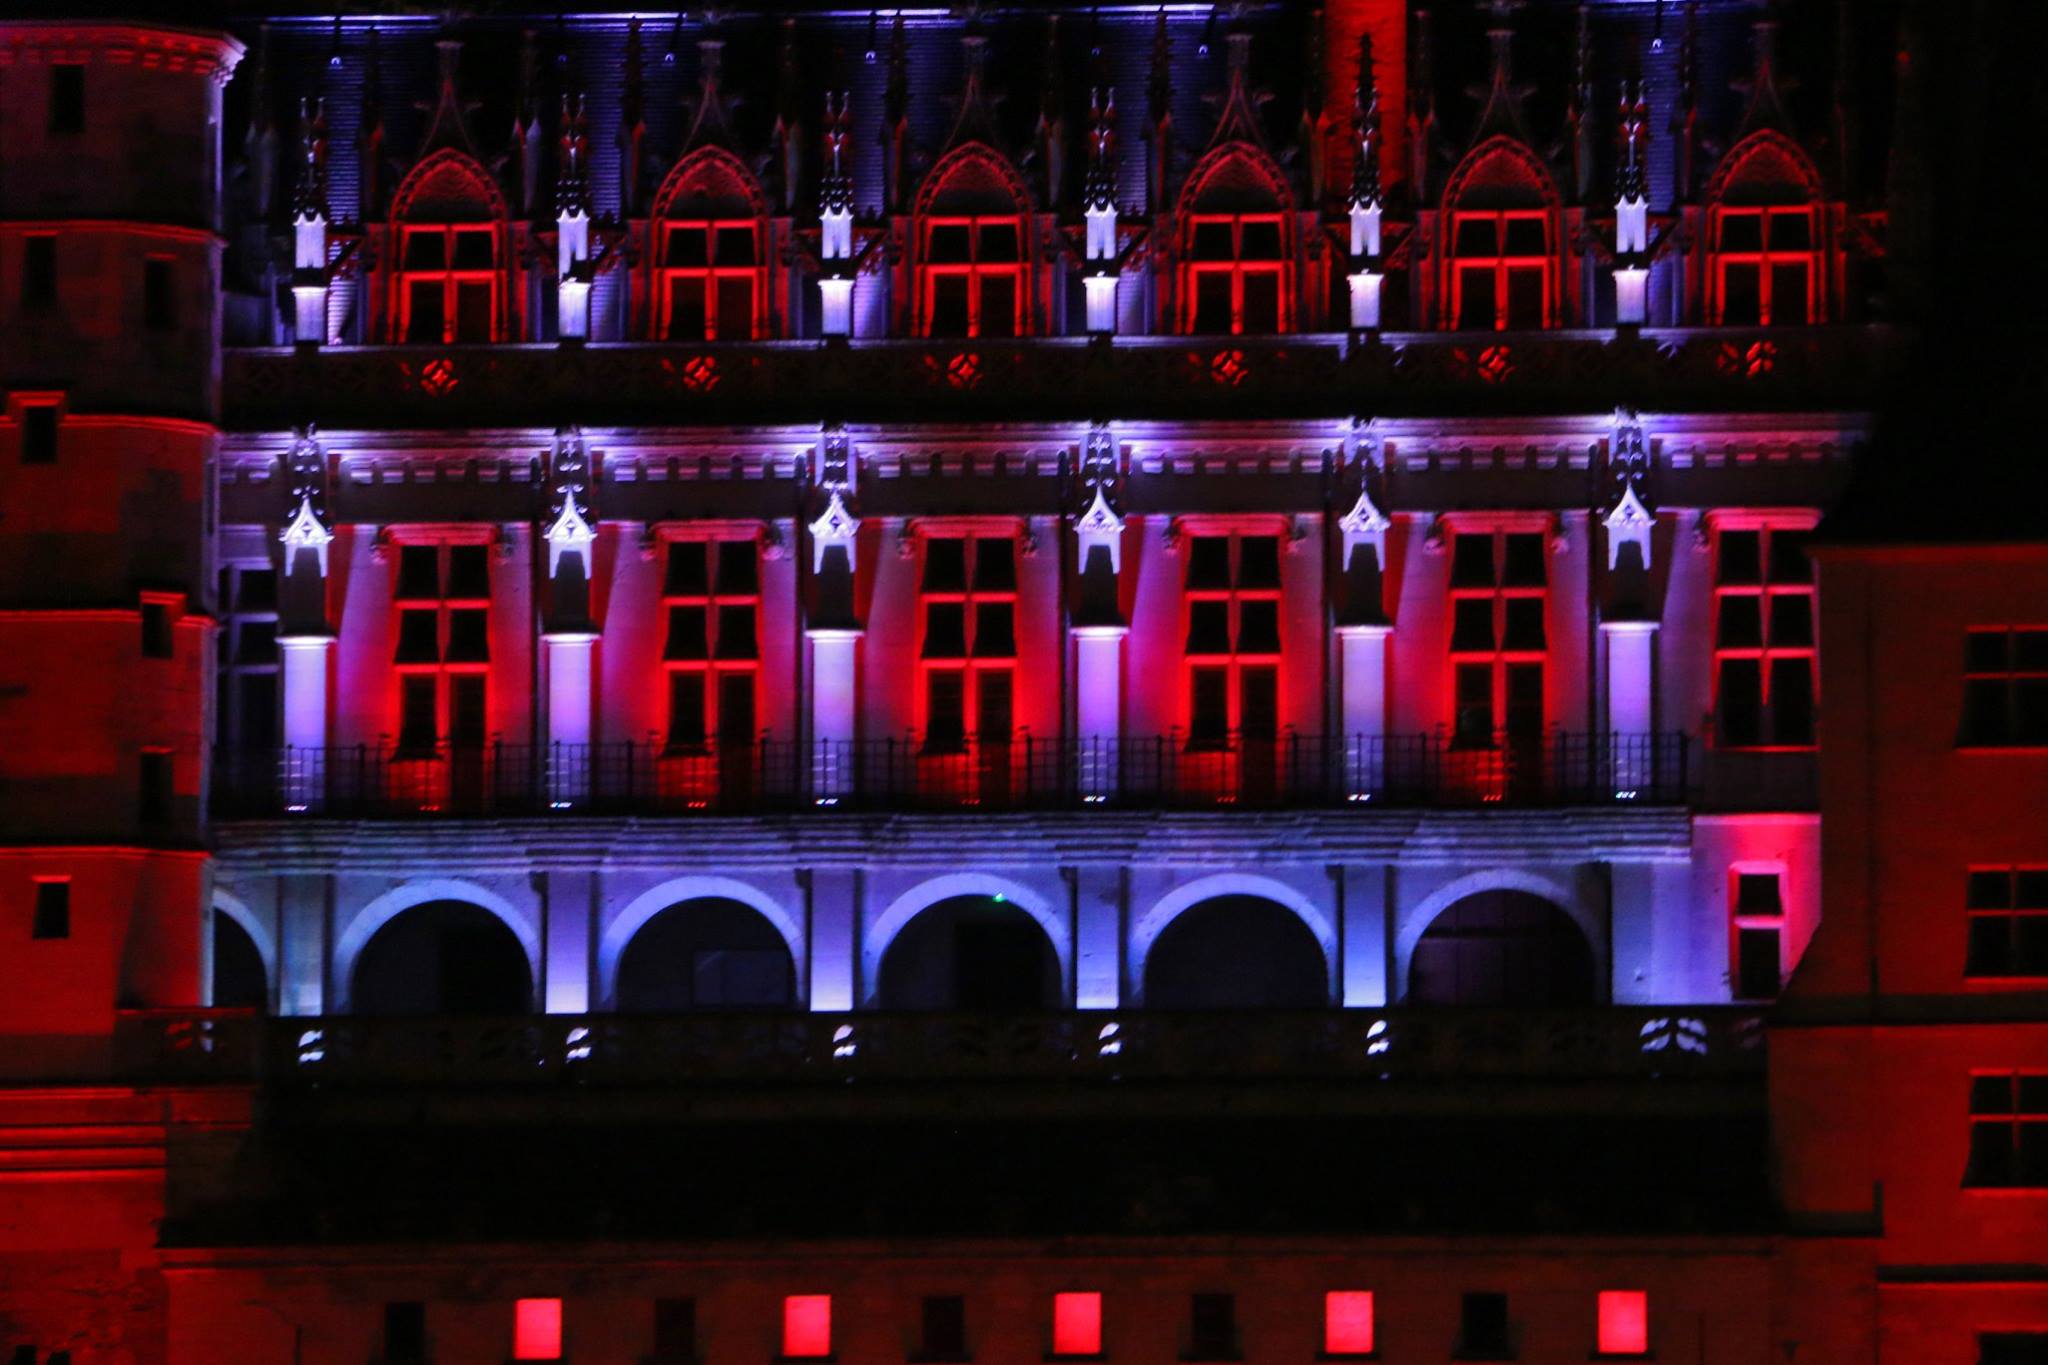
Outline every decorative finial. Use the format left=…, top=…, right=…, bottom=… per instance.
left=293, top=96, right=328, bottom=220
left=1349, top=30, right=1383, bottom=213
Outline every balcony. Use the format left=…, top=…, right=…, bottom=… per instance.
left=113, top=1006, right=1763, bottom=1089
left=221, top=326, right=1897, bottom=429
left=211, top=732, right=1694, bottom=819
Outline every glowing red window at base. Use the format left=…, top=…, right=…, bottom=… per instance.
left=1596, top=1291, right=1648, bottom=1356
left=514, top=1298, right=563, bottom=1361
left=1323, top=1291, right=1375, bottom=1355
left=783, top=1294, right=833, bottom=1359
left=1052, top=1292, right=1102, bottom=1356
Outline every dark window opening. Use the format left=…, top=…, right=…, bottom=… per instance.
left=1457, top=1293, right=1513, bottom=1361
left=21, top=406, right=58, bottom=465
left=653, top=1298, right=697, bottom=1363
left=32, top=881, right=71, bottom=940
left=384, top=1301, right=428, bottom=1363
left=49, top=64, right=85, bottom=134
left=919, top=1296, right=969, bottom=1362
left=139, top=751, right=173, bottom=824
left=141, top=603, right=173, bottom=658
left=1186, top=1294, right=1238, bottom=1362
left=22, top=236, right=57, bottom=308
left=144, top=259, right=175, bottom=330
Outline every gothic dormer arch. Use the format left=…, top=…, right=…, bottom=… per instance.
left=1438, top=134, right=1561, bottom=331
left=649, top=146, right=771, bottom=341
left=1175, top=142, right=1296, bottom=335
left=914, top=143, right=1037, bottom=339
left=1704, top=131, right=1828, bottom=327
left=387, top=148, right=510, bottom=344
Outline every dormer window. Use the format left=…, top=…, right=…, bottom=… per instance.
left=387, top=151, right=508, bottom=344
left=1707, top=133, right=1826, bottom=327
left=1177, top=148, right=1294, bottom=336
left=1440, top=138, right=1561, bottom=332
left=650, top=149, right=768, bottom=341
left=916, top=148, right=1034, bottom=339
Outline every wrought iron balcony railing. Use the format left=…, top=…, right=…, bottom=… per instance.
left=211, top=731, right=1692, bottom=819
left=113, top=1006, right=1764, bottom=1088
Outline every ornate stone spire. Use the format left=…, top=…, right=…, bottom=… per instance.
left=681, top=28, right=738, bottom=153
left=1733, top=3, right=1795, bottom=142
left=809, top=425, right=862, bottom=575
left=1670, top=0, right=1700, bottom=201
left=1603, top=408, right=1656, bottom=572
left=822, top=83, right=854, bottom=219
left=556, top=92, right=590, bottom=219
left=1407, top=7, right=1437, bottom=200
left=1617, top=55, right=1649, bottom=207
left=416, top=36, right=483, bottom=160
left=882, top=14, right=911, bottom=213
left=940, top=23, right=1003, bottom=157
left=1565, top=4, right=1594, bottom=204
left=244, top=24, right=279, bottom=219
left=1074, top=421, right=1127, bottom=573
left=1298, top=10, right=1328, bottom=207
left=1830, top=0, right=1856, bottom=195
left=511, top=29, right=544, bottom=218
left=618, top=18, right=647, bottom=215
left=280, top=425, right=334, bottom=577
left=1033, top=17, right=1068, bottom=209
left=1084, top=77, right=1117, bottom=216
left=543, top=426, right=596, bottom=580
left=772, top=19, right=804, bottom=213
left=1468, top=0, right=1534, bottom=148
left=1349, top=31, right=1383, bottom=214
left=292, top=96, right=328, bottom=221
left=1203, top=21, right=1267, bottom=153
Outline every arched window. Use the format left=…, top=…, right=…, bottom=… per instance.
left=613, top=898, right=795, bottom=1011
left=352, top=900, right=532, bottom=1016
left=1408, top=891, right=1595, bottom=1007
left=1144, top=896, right=1327, bottom=1009
left=1177, top=146, right=1294, bottom=335
left=915, top=147, right=1033, bottom=339
left=649, top=149, right=768, bottom=341
left=876, top=896, right=1061, bottom=1012
left=1441, top=138, right=1560, bottom=332
left=1706, top=133, right=1825, bottom=327
left=388, top=150, right=507, bottom=344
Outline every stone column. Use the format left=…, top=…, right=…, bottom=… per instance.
left=1602, top=620, right=1658, bottom=798
left=1336, top=623, right=1392, bottom=799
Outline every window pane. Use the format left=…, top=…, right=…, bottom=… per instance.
left=1454, top=663, right=1495, bottom=743
left=666, top=542, right=710, bottom=596
left=1768, top=595, right=1813, bottom=647
left=1718, top=531, right=1762, bottom=585
left=1237, top=537, right=1281, bottom=589
left=715, top=540, right=758, bottom=595
left=1719, top=659, right=1764, bottom=746
left=1502, top=534, right=1547, bottom=587
left=1722, top=264, right=1762, bottom=325
left=1736, top=872, right=1784, bottom=916
left=1769, top=262, right=1811, bottom=324
left=1455, top=218, right=1498, bottom=255
left=715, top=277, right=754, bottom=340
left=926, top=671, right=966, bottom=748
left=1767, top=531, right=1812, bottom=583
left=452, top=230, right=494, bottom=270
left=668, top=671, right=708, bottom=747
left=665, top=604, right=710, bottom=661
left=2015, top=870, right=2048, bottom=908
left=1237, top=599, right=1280, bottom=655
left=2020, top=918, right=2048, bottom=975
left=1503, top=597, right=1545, bottom=651
left=395, top=609, right=441, bottom=663
left=405, top=280, right=444, bottom=342
left=927, top=223, right=972, bottom=264
left=446, top=545, right=490, bottom=598
left=666, top=226, right=709, bottom=267
left=1192, top=273, right=1233, bottom=333
left=1190, top=667, right=1230, bottom=742
left=1239, top=667, right=1278, bottom=739
left=667, top=276, right=708, bottom=340
left=399, top=675, right=438, bottom=748
left=1967, top=917, right=2012, bottom=977
left=714, top=604, right=758, bottom=660
left=1241, top=272, right=1281, bottom=334
left=1503, top=216, right=1547, bottom=256
left=444, top=608, right=489, bottom=662
left=977, top=221, right=1020, bottom=261
left=22, top=236, right=57, bottom=307
left=973, top=601, right=1016, bottom=658
left=1717, top=595, right=1763, bottom=648
left=930, top=275, right=971, bottom=337
left=1504, top=267, right=1545, bottom=328
left=1191, top=221, right=1235, bottom=260
left=2014, top=631, right=2048, bottom=670
left=404, top=232, right=447, bottom=269
left=1966, top=629, right=2010, bottom=672
left=1719, top=212, right=1763, bottom=252
left=1505, top=663, right=1543, bottom=738
left=1187, top=537, right=1232, bottom=589
left=714, top=225, right=756, bottom=267
left=1456, top=265, right=1497, bottom=330
left=1452, top=534, right=1497, bottom=588
left=972, top=538, right=1016, bottom=591
left=922, top=538, right=967, bottom=591
left=1737, top=926, right=1781, bottom=998
left=1967, top=1119, right=2015, bottom=1186
left=2016, top=679, right=2048, bottom=745
left=1770, top=657, right=1816, bottom=746
left=454, top=281, right=492, bottom=342
left=977, top=273, right=1017, bottom=338
left=448, top=676, right=487, bottom=747
left=923, top=602, right=967, bottom=659
left=1187, top=600, right=1232, bottom=654
left=1451, top=599, right=1496, bottom=652
left=1963, top=679, right=2010, bottom=745
left=1972, top=1075, right=2016, bottom=1114
left=1768, top=211, right=1812, bottom=250
left=1970, top=870, right=2016, bottom=908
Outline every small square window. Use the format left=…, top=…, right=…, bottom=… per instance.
left=923, top=538, right=968, bottom=593
left=139, top=751, right=173, bottom=824
left=397, top=545, right=441, bottom=599
left=1051, top=1293, right=1101, bottom=1359
left=141, top=603, right=174, bottom=659
left=1737, top=926, right=1782, bottom=999
left=49, top=65, right=85, bottom=134
left=1736, top=872, right=1784, bottom=917
left=22, top=236, right=57, bottom=308
left=715, top=540, right=758, bottom=595
left=1595, top=1291, right=1648, bottom=1358
left=1979, top=1333, right=2048, bottom=1365
left=446, top=544, right=490, bottom=599
left=1452, top=534, right=1497, bottom=588
left=666, top=542, right=710, bottom=597
left=513, top=1298, right=562, bottom=1362
left=143, top=258, right=175, bottom=330
left=1322, top=1292, right=1374, bottom=1357
left=782, top=1295, right=832, bottom=1360
left=1187, top=537, right=1232, bottom=590
left=1236, top=537, right=1281, bottom=589
left=33, top=881, right=71, bottom=940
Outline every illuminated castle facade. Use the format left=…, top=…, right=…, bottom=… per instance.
left=3, top=2, right=2039, bottom=1364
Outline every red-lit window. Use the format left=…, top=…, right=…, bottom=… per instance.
left=919, top=535, right=1017, bottom=754
left=397, top=224, right=499, bottom=343
left=1448, top=529, right=1548, bottom=747
left=1962, top=628, right=2048, bottom=747
left=1712, top=205, right=1817, bottom=326
left=392, top=541, right=491, bottom=754
left=657, top=218, right=762, bottom=340
left=1967, top=868, right=2048, bottom=980
left=1051, top=1293, right=1102, bottom=1358
left=1712, top=524, right=1815, bottom=749
left=1183, top=214, right=1289, bottom=335
left=782, top=1295, right=833, bottom=1359
left=921, top=216, right=1026, bottom=338
left=1322, top=1292, right=1374, bottom=1357
left=1184, top=533, right=1283, bottom=748
left=1731, top=870, right=1785, bottom=1000
left=514, top=1298, right=563, bottom=1362
left=662, top=538, right=760, bottom=752
left=1965, top=1073, right=2048, bottom=1189
left=1980, top=1332, right=2048, bottom=1365
left=1596, top=1291, right=1648, bottom=1357
left=1450, top=210, right=1553, bottom=331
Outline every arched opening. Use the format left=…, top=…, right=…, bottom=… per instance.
left=1176, top=146, right=1294, bottom=335
left=876, top=895, right=1060, bottom=1012
left=210, top=910, right=267, bottom=1011
left=388, top=150, right=507, bottom=344
left=614, top=897, right=796, bottom=1011
left=915, top=147, right=1033, bottom=339
left=1144, top=895, right=1328, bottom=1009
left=1407, top=890, right=1596, bottom=1006
left=1706, top=133, right=1825, bottom=327
left=351, top=900, right=532, bottom=1016
left=1441, top=137, right=1560, bottom=331
left=649, top=149, right=769, bottom=341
